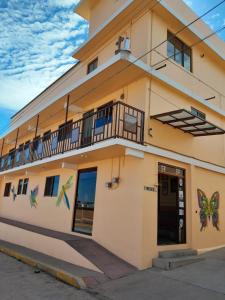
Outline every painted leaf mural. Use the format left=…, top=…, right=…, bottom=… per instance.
left=11, top=186, right=17, bottom=201
left=56, top=176, right=73, bottom=210
left=30, top=186, right=39, bottom=208
left=197, top=189, right=219, bottom=231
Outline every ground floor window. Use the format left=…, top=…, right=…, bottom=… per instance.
left=4, top=182, right=11, bottom=197
left=17, top=178, right=29, bottom=195
left=44, top=176, right=60, bottom=197
left=158, top=163, right=186, bottom=245
left=73, top=168, right=97, bottom=235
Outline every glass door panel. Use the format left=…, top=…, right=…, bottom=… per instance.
left=73, top=168, right=97, bottom=235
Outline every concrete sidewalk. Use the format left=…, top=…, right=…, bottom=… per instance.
left=94, top=248, right=225, bottom=300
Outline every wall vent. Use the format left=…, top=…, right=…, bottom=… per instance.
left=191, top=107, right=206, bottom=120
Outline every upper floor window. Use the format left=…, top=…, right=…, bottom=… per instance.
left=58, top=120, right=73, bottom=142
left=87, top=58, right=98, bottom=74
left=4, top=182, right=11, bottom=197
left=95, top=101, right=113, bottom=135
left=43, top=130, right=51, bottom=142
left=167, top=31, right=192, bottom=72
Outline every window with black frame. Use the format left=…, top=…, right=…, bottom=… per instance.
left=15, top=144, right=24, bottom=164
left=33, top=136, right=40, bottom=151
left=95, top=102, right=113, bottom=135
left=43, top=130, right=51, bottom=142
left=17, top=179, right=23, bottom=195
left=87, top=58, right=98, bottom=74
left=167, top=31, right=192, bottom=72
left=17, top=178, right=29, bottom=195
left=24, top=141, right=30, bottom=161
left=4, top=182, right=11, bottom=197
left=44, top=175, right=60, bottom=197
left=8, top=148, right=15, bottom=168
left=58, top=120, right=73, bottom=142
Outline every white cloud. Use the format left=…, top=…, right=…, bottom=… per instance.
left=48, top=0, right=80, bottom=8
left=0, top=0, right=88, bottom=111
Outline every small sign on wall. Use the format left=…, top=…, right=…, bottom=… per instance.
left=144, top=186, right=157, bottom=192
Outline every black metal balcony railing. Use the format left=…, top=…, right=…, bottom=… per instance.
left=0, top=102, right=144, bottom=172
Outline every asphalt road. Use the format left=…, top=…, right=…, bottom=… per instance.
left=0, top=253, right=96, bottom=300
left=1, top=249, right=225, bottom=300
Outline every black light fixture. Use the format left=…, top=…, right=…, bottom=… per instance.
left=205, top=96, right=216, bottom=101
left=155, top=64, right=167, bottom=71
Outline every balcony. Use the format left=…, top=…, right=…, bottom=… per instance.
left=0, top=102, right=144, bottom=172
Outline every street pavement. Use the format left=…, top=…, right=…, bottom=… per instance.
left=0, top=253, right=96, bottom=300
left=1, top=248, right=225, bottom=300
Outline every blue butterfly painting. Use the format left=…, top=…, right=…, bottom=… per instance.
left=30, top=186, right=39, bottom=208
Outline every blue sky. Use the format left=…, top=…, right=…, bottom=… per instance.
left=0, top=0, right=224, bottom=134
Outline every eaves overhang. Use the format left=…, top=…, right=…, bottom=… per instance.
left=73, top=0, right=225, bottom=61
left=75, top=0, right=100, bottom=20
left=73, top=0, right=157, bottom=60
left=2, top=52, right=225, bottom=140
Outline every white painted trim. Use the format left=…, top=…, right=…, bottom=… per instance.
left=125, top=148, right=144, bottom=159
left=61, top=162, right=77, bottom=170
left=1, top=138, right=225, bottom=177
left=25, top=170, right=37, bottom=176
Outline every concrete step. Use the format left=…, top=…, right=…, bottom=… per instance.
left=159, top=249, right=198, bottom=259
left=153, top=255, right=204, bottom=271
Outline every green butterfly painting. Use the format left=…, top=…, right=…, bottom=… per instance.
left=197, top=189, right=219, bottom=231
left=30, top=186, right=38, bottom=208
left=56, top=176, right=73, bottom=210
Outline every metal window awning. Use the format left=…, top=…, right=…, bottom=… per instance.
left=151, top=109, right=225, bottom=137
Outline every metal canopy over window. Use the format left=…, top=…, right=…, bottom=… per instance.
left=151, top=109, right=225, bottom=137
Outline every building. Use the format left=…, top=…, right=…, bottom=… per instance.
left=0, top=0, right=224, bottom=273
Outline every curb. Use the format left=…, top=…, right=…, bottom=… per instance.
left=0, top=246, right=87, bottom=289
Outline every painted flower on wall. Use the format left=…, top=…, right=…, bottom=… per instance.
left=56, top=176, right=73, bottom=210
left=197, top=189, right=219, bottom=231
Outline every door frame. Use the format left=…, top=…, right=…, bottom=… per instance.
left=157, top=163, right=186, bottom=245
left=72, top=167, right=98, bottom=236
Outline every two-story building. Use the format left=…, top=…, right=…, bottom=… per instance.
left=0, top=0, right=224, bottom=273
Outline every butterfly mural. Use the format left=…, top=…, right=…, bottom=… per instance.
left=197, top=189, right=219, bottom=231
left=56, top=176, right=73, bottom=210
left=30, top=186, right=39, bottom=208
left=11, top=186, right=17, bottom=201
